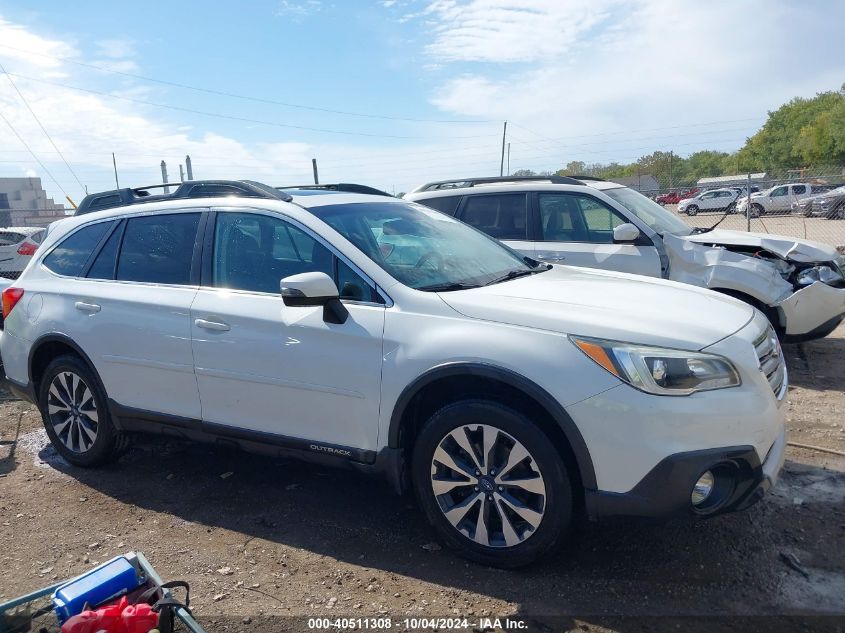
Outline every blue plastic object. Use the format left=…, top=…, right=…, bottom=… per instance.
left=52, top=555, right=141, bottom=623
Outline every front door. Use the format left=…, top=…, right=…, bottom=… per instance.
left=189, top=209, right=385, bottom=454
left=532, top=192, right=662, bottom=277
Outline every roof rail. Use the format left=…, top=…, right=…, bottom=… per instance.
left=568, top=175, right=606, bottom=182
left=410, top=175, right=584, bottom=192
left=278, top=183, right=394, bottom=197
left=74, top=180, right=292, bottom=215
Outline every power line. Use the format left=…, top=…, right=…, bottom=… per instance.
left=2, top=72, right=499, bottom=141
left=0, top=60, right=85, bottom=192
left=508, top=117, right=763, bottom=146
left=0, top=109, right=70, bottom=197
left=0, top=44, right=495, bottom=124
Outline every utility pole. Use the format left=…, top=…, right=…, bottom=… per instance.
left=668, top=152, right=673, bottom=190
left=161, top=160, right=170, bottom=193
left=185, top=155, right=193, bottom=180
left=499, top=121, right=507, bottom=177
left=506, top=142, right=511, bottom=176
left=312, top=158, right=319, bottom=185
left=112, top=152, right=120, bottom=189
left=746, top=172, right=752, bottom=231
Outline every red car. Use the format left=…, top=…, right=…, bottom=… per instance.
left=656, top=188, right=699, bottom=205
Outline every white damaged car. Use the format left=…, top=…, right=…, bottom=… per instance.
left=405, top=176, right=845, bottom=342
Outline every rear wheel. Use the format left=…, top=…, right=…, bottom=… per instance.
left=749, top=204, right=764, bottom=218
left=686, top=205, right=698, bottom=216
left=412, top=400, right=572, bottom=568
left=38, top=354, right=128, bottom=467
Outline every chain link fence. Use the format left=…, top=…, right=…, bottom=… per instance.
left=585, top=165, right=845, bottom=251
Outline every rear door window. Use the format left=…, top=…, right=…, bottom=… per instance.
left=116, top=213, right=201, bottom=285
left=0, top=232, right=26, bottom=245
left=414, top=196, right=462, bottom=216
left=459, top=194, right=528, bottom=240
left=792, top=184, right=806, bottom=195
left=43, top=221, right=113, bottom=277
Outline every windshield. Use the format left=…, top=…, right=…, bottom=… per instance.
left=602, top=186, right=693, bottom=236
left=308, top=200, right=538, bottom=290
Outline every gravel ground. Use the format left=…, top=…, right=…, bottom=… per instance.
left=1, top=325, right=844, bottom=632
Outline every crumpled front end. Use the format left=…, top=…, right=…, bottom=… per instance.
left=663, top=233, right=845, bottom=340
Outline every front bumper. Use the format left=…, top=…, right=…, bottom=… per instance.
left=585, top=426, right=786, bottom=519
left=777, top=281, right=845, bottom=340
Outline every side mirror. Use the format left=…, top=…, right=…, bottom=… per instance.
left=280, top=272, right=348, bottom=324
left=613, top=223, right=641, bottom=244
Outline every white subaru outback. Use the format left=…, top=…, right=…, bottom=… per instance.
left=405, top=176, right=845, bottom=343
left=1, top=180, right=786, bottom=567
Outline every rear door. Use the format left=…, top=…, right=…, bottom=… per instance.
left=454, top=193, right=534, bottom=258
left=41, top=211, right=205, bottom=420
left=532, top=192, right=662, bottom=276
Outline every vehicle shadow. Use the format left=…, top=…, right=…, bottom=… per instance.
left=34, top=433, right=845, bottom=619
left=0, top=381, right=24, bottom=476
left=782, top=336, right=845, bottom=392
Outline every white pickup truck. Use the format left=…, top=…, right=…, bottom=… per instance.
left=736, top=183, right=816, bottom=217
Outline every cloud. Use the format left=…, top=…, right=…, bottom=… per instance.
left=421, top=0, right=618, bottom=63
left=0, top=17, right=78, bottom=67
left=275, top=0, right=323, bottom=19
left=95, top=39, right=135, bottom=59
left=416, top=0, right=845, bottom=168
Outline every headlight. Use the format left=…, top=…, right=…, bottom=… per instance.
left=570, top=336, right=741, bottom=396
left=796, top=264, right=843, bottom=286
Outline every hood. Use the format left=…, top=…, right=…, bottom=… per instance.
left=437, top=266, right=753, bottom=350
left=680, top=228, right=838, bottom=263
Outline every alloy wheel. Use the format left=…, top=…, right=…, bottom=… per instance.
left=47, top=371, right=99, bottom=453
left=430, top=424, right=546, bottom=548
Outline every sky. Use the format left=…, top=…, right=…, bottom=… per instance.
left=0, top=0, right=843, bottom=205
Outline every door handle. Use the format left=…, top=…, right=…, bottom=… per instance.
left=74, top=301, right=101, bottom=313
left=195, top=318, right=230, bottom=332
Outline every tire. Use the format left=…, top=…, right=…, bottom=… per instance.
left=411, top=399, right=573, bottom=568
left=726, top=202, right=737, bottom=214
left=37, top=354, right=128, bottom=467
left=749, top=204, right=763, bottom=218
left=686, top=205, right=698, bottom=216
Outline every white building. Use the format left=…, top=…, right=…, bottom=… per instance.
left=0, top=177, right=68, bottom=226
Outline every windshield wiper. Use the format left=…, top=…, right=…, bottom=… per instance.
left=483, top=266, right=548, bottom=287
left=417, top=282, right=481, bottom=292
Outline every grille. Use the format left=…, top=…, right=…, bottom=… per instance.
left=754, top=326, right=785, bottom=396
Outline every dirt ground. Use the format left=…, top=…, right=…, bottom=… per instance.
left=1, top=325, right=844, bottom=633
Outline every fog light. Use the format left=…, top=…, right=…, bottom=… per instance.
left=691, top=471, right=715, bottom=506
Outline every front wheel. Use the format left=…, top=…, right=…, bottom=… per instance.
left=412, top=400, right=573, bottom=568
left=686, top=205, right=698, bottom=216
left=749, top=204, right=763, bottom=218
left=38, top=354, right=128, bottom=467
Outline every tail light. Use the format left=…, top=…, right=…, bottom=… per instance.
left=2, top=287, right=24, bottom=319
left=17, top=242, right=37, bottom=256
